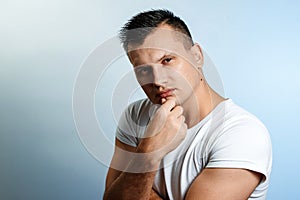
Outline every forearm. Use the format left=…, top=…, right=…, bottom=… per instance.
left=104, top=170, right=157, bottom=200
left=150, top=189, right=164, bottom=200
left=104, top=144, right=162, bottom=200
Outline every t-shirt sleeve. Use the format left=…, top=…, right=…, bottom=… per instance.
left=115, top=99, right=151, bottom=148
left=115, top=107, right=139, bottom=147
left=206, top=117, right=272, bottom=182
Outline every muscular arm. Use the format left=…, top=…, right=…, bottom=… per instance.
left=185, top=168, right=262, bottom=200
left=104, top=139, right=163, bottom=200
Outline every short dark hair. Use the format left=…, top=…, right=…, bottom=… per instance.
left=119, top=9, right=194, bottom=51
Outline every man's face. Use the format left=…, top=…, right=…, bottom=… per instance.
left=128, top=25, right=203, bottom=105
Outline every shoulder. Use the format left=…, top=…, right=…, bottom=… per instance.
left=215, top=99, right=271, bottom=151
left=122, top=98, right=153, bottom=124
left=206, top=99, right=271, bottom=143
left=125, top=98, right=152, bottom=114
left=224, top=100, right=270, bottom=140
left=207, top=99, right=272, bottom=181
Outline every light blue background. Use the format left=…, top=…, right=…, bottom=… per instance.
left=1, top=0, right=299, bottom=199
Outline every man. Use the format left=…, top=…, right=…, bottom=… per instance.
left=104, top=9, right=272, bottom=200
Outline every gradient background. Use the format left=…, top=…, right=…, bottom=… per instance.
left=1, top=0, right=299, bottom=199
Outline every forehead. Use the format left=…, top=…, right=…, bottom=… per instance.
left=128, top=26, right=190, bottom=66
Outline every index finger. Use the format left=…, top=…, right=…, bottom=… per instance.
left=161, top=99, right=176, bottom=112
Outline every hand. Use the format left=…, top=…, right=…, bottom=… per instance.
left=138, top=99, right=188, bottom=161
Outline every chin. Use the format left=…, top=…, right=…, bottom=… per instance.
left=164, top=96, right=181, bottom=106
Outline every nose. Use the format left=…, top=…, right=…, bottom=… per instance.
left=152, top=65, right=167, bottom=87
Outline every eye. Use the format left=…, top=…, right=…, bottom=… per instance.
left=162, top=57, right=173, bottom=65
left=136, top=66, right=152, bottom=76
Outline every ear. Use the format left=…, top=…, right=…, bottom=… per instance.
left=190, top=43, right=204, bottom=67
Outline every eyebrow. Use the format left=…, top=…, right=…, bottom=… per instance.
left=135, top=64, right=152, bottom=70
left=132, top=51, right=174, bottom=67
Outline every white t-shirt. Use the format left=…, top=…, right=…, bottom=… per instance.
left=116, top=98, right=272, bottom=200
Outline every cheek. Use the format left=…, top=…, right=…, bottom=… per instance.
left=188, top=68, right=200, bottom=83
left=135, top=73, right=153, bottom=86
left=173, top=65, right=199, bottom=88
left=185, top=61, right=200, bottom=79
left=141, top=84, right=154, bottom=94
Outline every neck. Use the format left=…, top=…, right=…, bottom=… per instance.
left=182, top=82, right=226, bottom=128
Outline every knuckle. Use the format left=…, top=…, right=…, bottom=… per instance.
left=181, top=115, right=185, bottom=121
left=178, top=106, right=183, bottom=113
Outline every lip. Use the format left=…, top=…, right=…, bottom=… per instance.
left=158, top=89, right=175, bottom=98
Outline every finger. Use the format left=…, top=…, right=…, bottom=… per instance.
left=171, top=106, right=184, bottom=118
left=161, top=98, right=166, bottom=104
left=178, top=115, right=186, bottom=124
left=181, top=115, right=186, bottom=123
left=161, top=99, right=176, bottom=112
